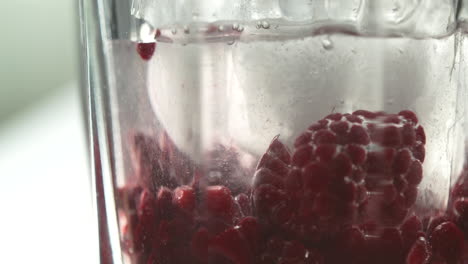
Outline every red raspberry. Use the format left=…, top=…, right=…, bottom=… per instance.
left=136, top=42, right=156, bottom=60
left=173, top=185, right=196, bottom=213
left=406, top=237, right=431, bottom=264
left=428, top=221, right=464, bottom=264
left=191, top=217, right=260, bottom=264
left=202, top=186, right=236, bottom=222
left=119, top=188, right=158, bottom=263
left=327, top=215, right=424, bottom=264
left=253, top=111, right=425, bottom=242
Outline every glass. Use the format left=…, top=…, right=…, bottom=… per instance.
left=79, top=1, right=468, bottom=263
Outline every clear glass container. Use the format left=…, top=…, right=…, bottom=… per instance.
left=79, top=0, right=468, bottom=263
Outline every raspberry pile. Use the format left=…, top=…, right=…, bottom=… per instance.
left=117, top=110, right=467, bottom=264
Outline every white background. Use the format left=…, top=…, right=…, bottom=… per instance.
left=0, top=83, right=98, bottom=263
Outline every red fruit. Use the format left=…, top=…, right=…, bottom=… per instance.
left=191, top=228, right=212, bottom=262
left=210, top=226, right=253, bottom=264
left=132, top=190, right=157, bottom=252
left=406, top=237, right=431, bottom=264
left=155, top=187, right=173, bottom=220
left=253, top=111, right=426, bottom=242
left=401, top=214, right=423, bottom=249
left=237, top=217, right=261, bottom=254
left=173, top=185, right=196, bottom=213
left=136, top=42, right=156, bottom=60
left=429, top=221, right=464, bottom=263
left=328, top=226, right=367, bottom=264
left=327, top=215, right=424, bottom=264
left=203, top=186, right=236, bottom=222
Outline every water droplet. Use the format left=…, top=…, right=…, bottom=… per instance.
left=256, top=21, right=262, bottom=29
left=261, top=21, right=270, bottom=29
left=183, top=25, right=190, bottom=34
left=218, top=25, right=224, bottom=32
left=322, top=36, right=333, bottom=50
left=232, top=23, right=239, bottom=30
left=171, top=28, right=177, bottom=35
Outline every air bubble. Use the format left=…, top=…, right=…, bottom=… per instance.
left=238, top=25, right=244, bottom=32
left=261, top=21, right=270, bottom=29
left=322, top=36, right=333, bottom=50
left=227, top=38, right=236, bottom=45
left=171, top=28, right=177, bottom=35
left=232, top=23, right=239, bottom=30
left=256, top=21, right=262, bottom=29
left=218, top=25, right=225, bottom=32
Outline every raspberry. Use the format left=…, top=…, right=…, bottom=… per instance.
left=191, top=217, right=260, bottom=264
left=326, top=215, right=424, bottom=264
left=173, top=185, right=196, bottom=214
left=210, top=225, right=253, bottom=264
left=429, top=221, right=464, bottom=264
left=253, top=111, right=425, bottom=242
left=130, top=189, right=158, bottom=253
left=406, top=237, right=431, bottom=264
left=202, top=186, right=236, bottom=223
left=136, top=42, right=156, bottom=60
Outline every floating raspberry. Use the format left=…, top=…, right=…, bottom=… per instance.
left=253, top=111, right=425, bottom=242
left=136, top=42, right=156, bottom=60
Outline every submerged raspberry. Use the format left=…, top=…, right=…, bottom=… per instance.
left=326, top=215, right=424, bottom=264
left=429, top=221, right=464, bottom=264
left=115, top=110, right=468, bottom=264
left=253, top=111, right=426, bottom=242
left=406, top=237, right=431, bottom=264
